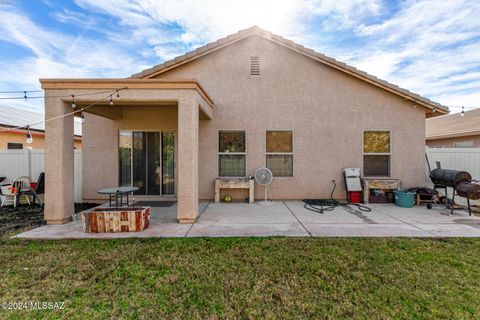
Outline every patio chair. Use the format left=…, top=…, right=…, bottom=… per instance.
left=23, top=172, right=44, bottom=206
left=0, top=177, right=31, bottom=207
left=11, top=176, right=33, bottom=207
left=1, top=184, right=18, bottom=207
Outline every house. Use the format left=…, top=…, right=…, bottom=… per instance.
left=0, top=104, right=82, bottom=149
left=39, top=26, right=448, bottom=224
left=426, top=108, right=480, bottom=148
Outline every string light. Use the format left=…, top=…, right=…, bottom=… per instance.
left=71, top=95, right=76, bottom=109
left=80, top=114, right=85, bottom=124
left=461, top=106, right=465, bottom=117
left=109, top=95, right=114, bottom=105
left=26, top=126, right=33, bottom=144
left=432, top=107, right=436, bottom=113
left=0, top=90, right=43, bottom=94
left=24, top=91, right=27, bottom=100
left=0, top=88, right=127, bottom=135
left=116, top=90, right=120, bottom=98
left=0, top=89, right=125, bottom=100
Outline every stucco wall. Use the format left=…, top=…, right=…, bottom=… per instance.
left=82, top=35, right=427, bottom=201
left=82, top=113, right=118, bottom=201
left=82, top=105, right=179, bottom=201
left=426, top=135, right=480, bottom=148
left=154, top=35, right=426, bottom=200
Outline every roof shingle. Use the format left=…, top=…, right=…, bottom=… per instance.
left=426, top=108, right=480, bottom=139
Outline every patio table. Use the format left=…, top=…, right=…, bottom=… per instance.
left=97, top=186, right=139, bottom=207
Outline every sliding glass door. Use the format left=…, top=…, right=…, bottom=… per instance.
left=162, top=132, right=175, bottom=195
left=119, top=131, right=175, bottom=196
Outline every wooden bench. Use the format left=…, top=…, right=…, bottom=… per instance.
left=215, top=177, right=254, bottom=203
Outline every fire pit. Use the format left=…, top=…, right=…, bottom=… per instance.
left=82, top=207, right=150, bottom=233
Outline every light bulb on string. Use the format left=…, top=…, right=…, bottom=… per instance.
left=80, top=114, right=85, bottom=124
left=461, top=107, right=465, bottom=117
left=71, top=95, right=76, bottom=108
left=26, top=126, right=33, bottom=144
left=116, top=90, right=120, bottom=98
left=109, top=95, right=114, bottom=105
left=24, top=91, right=27, bottom=100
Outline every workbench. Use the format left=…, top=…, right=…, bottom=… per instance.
left=361, top=178, right=402, bottom=204
left=215, top=177, right=254, bottom=203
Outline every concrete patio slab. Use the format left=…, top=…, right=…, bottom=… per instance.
left=412, top=224, right=480, bottom=237
left=13, top=200, right=480, bottom=239
left=14, top=203, right=209, bottom=239
left=187, top=223, right=309, bottom=237
left=284, top=201, right=401, bottom=224
left=304, top=223, right=436, bottom=237
left=188, top=201, right=308, bottom=237
left=370, top=203, right=476, bottom=224
left=197, top=202, right=298, bottom=224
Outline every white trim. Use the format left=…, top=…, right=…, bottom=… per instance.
left=265, top=130, right=294, bottom=177
left=217, top=129, right=247, bottom=177
left=362, top=130, right=391, bottom=177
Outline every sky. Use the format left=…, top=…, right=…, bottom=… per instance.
left=0, top=0, right=479, bottom=114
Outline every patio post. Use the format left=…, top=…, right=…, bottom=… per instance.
left=44, top=95, right=75, bottom=224
left=177, top=94, right=199, bottom=223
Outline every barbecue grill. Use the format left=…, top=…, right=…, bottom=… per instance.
left=430, top=168, right=480, bottom=215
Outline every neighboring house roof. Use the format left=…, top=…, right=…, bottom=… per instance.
left=0, top=104, right=82, bottom=136
left=131, top=26, right=448, bottom=115
left=426, top=108, right=480, bottom=140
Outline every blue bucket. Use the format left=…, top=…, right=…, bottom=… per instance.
left=393, top=190, right=415, bottom=208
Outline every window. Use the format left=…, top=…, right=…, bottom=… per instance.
left=7, top=142, right=23, bottom=149
left=266, top=130, right=293, bottom=177
left=218, top=131, right=246, bottom=176
left=363, top=131, right=390, bottom=176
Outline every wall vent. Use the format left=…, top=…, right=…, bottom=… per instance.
left=250, top=56, right=260, bottom=76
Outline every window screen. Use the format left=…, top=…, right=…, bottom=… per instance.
left=218, top=131, right=246, bottom=176
left=266, top=131, right=293, bottom=177
left=363, top=131, right=390, bottom=176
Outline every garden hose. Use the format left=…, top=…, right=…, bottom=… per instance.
left=303, top=181, right=371, bottom=214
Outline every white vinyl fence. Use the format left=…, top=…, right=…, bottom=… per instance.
left=0, top=149, right=82, bottom=202
left=426, top=147, right=480, bottom=180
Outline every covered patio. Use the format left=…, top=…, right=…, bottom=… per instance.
left=40, top=79, right=213, bottom=225
left=15, top=201, right=480, bottom=239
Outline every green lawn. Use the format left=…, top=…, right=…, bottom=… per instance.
left=1, top=238, right=480, bottom=319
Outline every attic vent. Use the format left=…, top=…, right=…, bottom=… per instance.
left=250, top=56, right=260, bottom=76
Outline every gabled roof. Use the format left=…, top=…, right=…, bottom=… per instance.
left=0, top=104, right=82, bottom=136
left=131, top=26, right=448, bottom=115
left=426, top=108, right=480, bottom=140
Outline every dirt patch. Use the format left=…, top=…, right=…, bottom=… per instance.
left=0, top=203, right=98, bottom=238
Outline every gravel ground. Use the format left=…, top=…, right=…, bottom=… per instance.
left=0, top=203, right=97, bottom=238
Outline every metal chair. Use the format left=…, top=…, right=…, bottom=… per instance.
left=21, top=172, right=44, bottom=206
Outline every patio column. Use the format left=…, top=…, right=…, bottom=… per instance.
left=177, top=94, right=199, bottom=223
left=44, top=96, right=75, bottom=224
